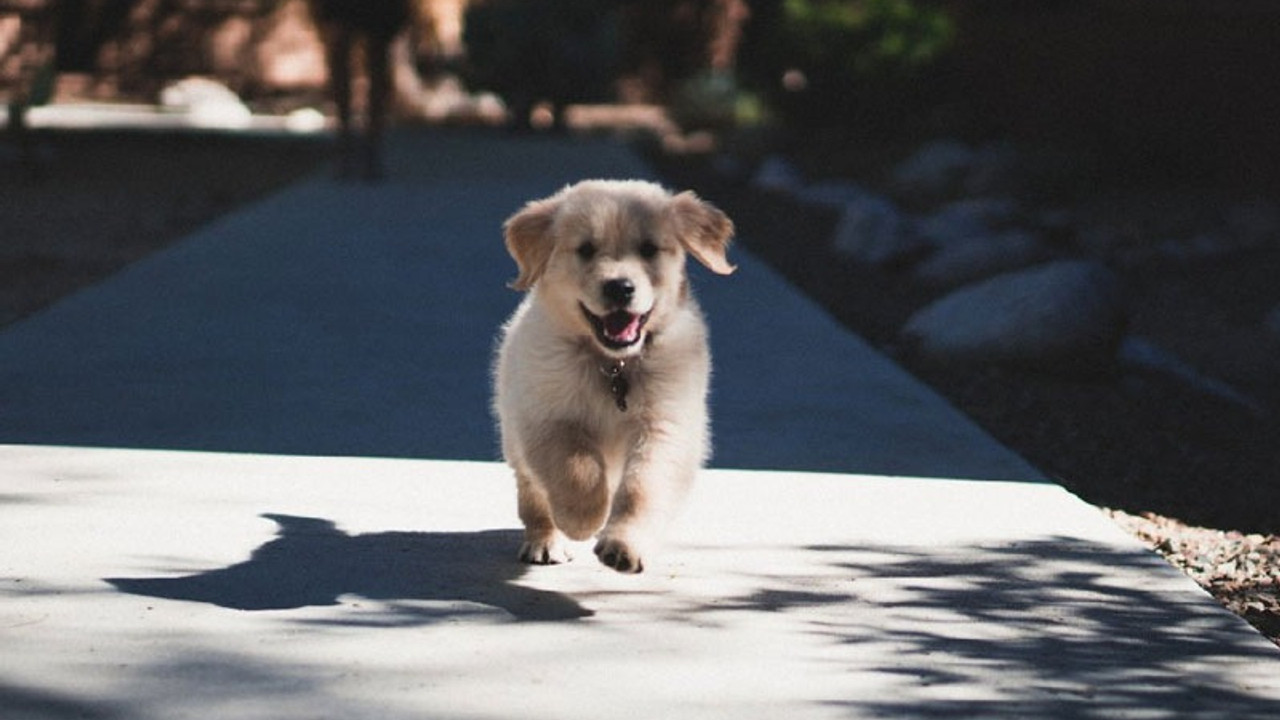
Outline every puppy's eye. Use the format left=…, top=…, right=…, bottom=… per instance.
left=576, top=241, right=597, bottom=261
left=638, top=239, right=659, bottom=259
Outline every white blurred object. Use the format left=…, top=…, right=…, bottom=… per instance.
left=285, top=107, right=327, bottom=133
left=160, top=78, right=252, bottom=130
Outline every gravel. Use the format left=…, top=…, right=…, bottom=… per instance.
left=1109, top=509, right=1280, bottom=645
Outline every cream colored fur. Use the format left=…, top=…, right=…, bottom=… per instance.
left=493, top=180, right=734, bottom=573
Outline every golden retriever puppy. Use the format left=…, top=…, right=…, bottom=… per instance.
left=493, top=180, right=734, bottom=573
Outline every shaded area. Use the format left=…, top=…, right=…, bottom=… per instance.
left=107, top=514, right=591, bottom=623
left=0, top=682, right=122, bottom=720
left=0, top=143, right=515, bottom=463
left=948, top=0, right=1280, bottom=186
left=1, top=650, right=391, bottom=720
left=711, top=538, right=1280, bottom=719
left=0, top=131, right=327, bottom=327
left=648, top=146, right=1280, bottom=533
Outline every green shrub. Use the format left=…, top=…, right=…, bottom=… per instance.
left=785, top=0, right=951, bottom=78
left=745, top=0, right=955, bottom=131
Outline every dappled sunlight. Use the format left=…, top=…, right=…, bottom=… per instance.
left=4, top=445, right=1279, bottom=718
left=522, top=535, right=1280, bottom=716
left=2, top=1, right=1280, bottom=709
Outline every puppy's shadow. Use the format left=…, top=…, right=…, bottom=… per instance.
left=107, top=514, right=591, bottom=623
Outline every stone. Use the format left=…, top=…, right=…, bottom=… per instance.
left=912, top=230, right=1052, bottom=289
left=797, top=180, right=871, bottom=209
left=1148, top=233, right=1236, bottom=265
left=1226, top=199, right=1280, bottom=249
left=900, top=260, right=1126, bottom=371
left=915, top=198, right=1021, bottom=250
left=1119, top=336, right=1265, bottom=415
left=891, top=139, right=1026, bottom=202
left=943, top=197, right=1021, bottom=231
left=890, top=140, right=975, bottom=202
left=1075, top=224, right=1127, bottom=257
left=751, top=155, right=804, bottom=194
left=1264, top=303, right=1280, bottom=341
left=963, top=141, right=1021, bottom=197
left=831, top=193, right=927, bottom=268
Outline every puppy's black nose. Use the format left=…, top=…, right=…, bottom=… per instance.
left=602, top=278, right=636, bottom=307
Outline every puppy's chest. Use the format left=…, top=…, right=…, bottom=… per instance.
left=575, top=358, right=651, bottom=417
left=522, top=341, right=668, bottom=422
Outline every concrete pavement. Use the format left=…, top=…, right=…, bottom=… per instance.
left=2, top=129, right=1278, bottom=719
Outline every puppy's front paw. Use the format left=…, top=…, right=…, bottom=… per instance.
left=593, top=535, right=646, bottom=574
left=519, top=534, right=573, bottom=565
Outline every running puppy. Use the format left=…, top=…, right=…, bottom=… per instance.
left=493, top=180, right=734, bottom=573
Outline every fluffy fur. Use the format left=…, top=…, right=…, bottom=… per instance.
left=493, top=180, right=734, bottom=573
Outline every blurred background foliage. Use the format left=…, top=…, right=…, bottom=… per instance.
left=461, top=0, right=620, bottom=129
left=4, top=1, right=1280, bottom=180
left=777, top=0, right=952, bottom=78
left=738, top=0, right=954, bottom=133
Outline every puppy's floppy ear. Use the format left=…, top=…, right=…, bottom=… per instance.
left=671, top=191, right=736, bottom=275
left=503, top=196, right=559, bottom=291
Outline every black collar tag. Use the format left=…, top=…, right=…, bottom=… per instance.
left=603, top=361, right=630, bottom=412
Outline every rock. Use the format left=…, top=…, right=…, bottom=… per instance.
left=944, top=197, right=1021, bottom=231
left=915, top=198, right=1021, bottom=249
left=890, top=139, right=975, bottom=201
left=1074, top=223, right=1126, bottom=257
left=160, top=77, right=251, bottom=129
left=912, top=230, right=1052, bottom=289
left=1037, top=208, right=1075, bottom=235
left=916, top=208, right=987, bottom=249
left=1158, top=233, right=1236, bottom=263
left=711, top=153, right=749, bottom=182
left=1264, top=303, right=1280, bottom=340
left=900, top=260, right=1126, bottom=371
left=892, top=139, right=1026, bottom=202
left=751, top=155, right=804, bottom=194
left=1226, top=199, right=1280, bottom=249
left=797, top=180, right=870, bottom=208
left=1119, top=336, right=1265, bottom=415
left=830, top=193, right=926, bottom=267
left=963, top=141, right=1020, bottom=197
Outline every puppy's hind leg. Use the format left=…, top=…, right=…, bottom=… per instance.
left=516, top=470, right=572, bottom=564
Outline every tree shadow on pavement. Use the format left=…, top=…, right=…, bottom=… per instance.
left=710, top=538, right=1280, bottom=719
left=0, top=681, right=123, bottom=720
left=106, top=514, right=591, bottom=623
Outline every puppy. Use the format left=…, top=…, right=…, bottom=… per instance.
left=493, top=180, right=734, bottom=573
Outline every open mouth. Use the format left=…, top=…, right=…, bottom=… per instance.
left=581, top=303, right=650, bottom=351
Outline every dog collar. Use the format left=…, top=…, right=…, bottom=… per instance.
left=601, top=360, right=631, bottom=412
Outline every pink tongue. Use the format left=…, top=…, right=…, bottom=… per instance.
left=604, top=312, right=641, bottom=342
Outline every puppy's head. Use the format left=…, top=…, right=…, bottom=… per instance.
left=504, top=180, right=734, bottom=358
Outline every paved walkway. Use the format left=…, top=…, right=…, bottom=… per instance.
left=2, top=129, right=1278, bottom=719
left=0, top=130, right=1033, bottom=479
